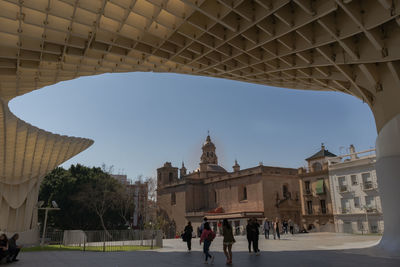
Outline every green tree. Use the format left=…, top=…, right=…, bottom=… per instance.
left=39, top=164, right=125, bottom=230
left=74, top=171, right=121, bottom=235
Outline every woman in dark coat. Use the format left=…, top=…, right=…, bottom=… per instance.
left=184, top=221, right=193, bottom=251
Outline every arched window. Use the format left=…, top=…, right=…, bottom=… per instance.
left=214, top=190, right=217, bottom=203
left=312, top=162, right=322, bottom=171
left=171, top=192, right=176, bottom=205
left=169, top=172, right=173, bottom=182
left=283, top=184, right=290, bottom=199
left=243, top=186, right=247, bottom=200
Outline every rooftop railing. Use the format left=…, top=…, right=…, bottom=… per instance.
left=328, top=149, right=376, bottom=166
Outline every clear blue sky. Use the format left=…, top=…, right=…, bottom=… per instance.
left=9, top=73, right=377, bottom=181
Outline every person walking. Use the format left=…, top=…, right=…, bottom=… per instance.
left=222, top=219, right=235, bottom=265
left=246, top=219, right=253, bottom=253
left=251, top=218, right=260, bottom=255
left=218, top=220, right=223, bottom=236
left=184, top=222, right=193, bottom=252
left=200, top=222, right=216, bottom=264
left=200, top=217, right=208, bottom=236
left=197, top=227, right=201, bottom=238
left=289, top=219, right=294, bottom=235
left=272, top=220, right=277, bottom=240
left=275, top=217, right=281, bottom=240
left=263, top=218, right=270, bottom=239
left=283, top=220, right=288, bottom=235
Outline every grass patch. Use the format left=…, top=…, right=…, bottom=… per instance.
left=353, top=233, right=382, bottom=236
left=22, top=245, right=156, bottom=252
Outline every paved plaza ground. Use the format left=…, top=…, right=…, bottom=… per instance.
left=11, top=233, right=400, bottom=267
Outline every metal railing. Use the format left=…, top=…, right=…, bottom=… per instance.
left=327, top=149, right=376, bottom=166
left=361, top=181, right=378, bottom=191
left=365, top=206, right=380, bottom=213
left=339, top=185, right=347, bottom=193
left=337, top=185, right=353, bottom=193
left=304, top=189, right=312, bottom=196
left=341, top=208, right=352, bottom=214
left=41, top=229, right=163, bottom=251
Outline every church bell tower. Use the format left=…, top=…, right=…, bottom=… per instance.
left=200, top=133, right=218, bottom=172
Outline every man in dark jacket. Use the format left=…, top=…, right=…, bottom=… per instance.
left=0, top=234, right=10, bottom=263
left=251, top=218, right=260, bottom=255
left=8, top=234, right=21, bottom=262
left=184, top=222, right=193, bottom=251
left=246, top=219, right=253, bottom=253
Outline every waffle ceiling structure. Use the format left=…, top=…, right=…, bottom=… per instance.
left=1, top=0, right=400, bottom=234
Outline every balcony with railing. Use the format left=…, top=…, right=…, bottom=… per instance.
left=298, top=165, right=328, bottom=176
left=337, top=185, right=353, bottom=194
left=365, top=206, right=380, bottom=213
left=341, top=207, right=352, bottom=214
left=361, top=181, right=378, bottom=191
left=304, top=189, right=312, bottom=196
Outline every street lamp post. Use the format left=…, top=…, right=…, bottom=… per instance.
left=149, top=221, right=154, bottom=249
left=363, top=205, right=369, bottom=234
left=38, top=201, right=60, bottom=246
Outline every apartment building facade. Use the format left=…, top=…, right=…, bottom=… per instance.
left=328, top=146, right=383, bottom=234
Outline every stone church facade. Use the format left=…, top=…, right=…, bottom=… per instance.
left=157, top=135, right=302, bottom=236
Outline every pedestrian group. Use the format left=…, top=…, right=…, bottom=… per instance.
left=181, top=216, right=296, bottom=265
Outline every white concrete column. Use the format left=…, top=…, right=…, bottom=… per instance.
left=375, top=113, right=400, bottom=253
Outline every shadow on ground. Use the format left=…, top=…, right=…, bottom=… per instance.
left=16, top=249, right=400, bottom=267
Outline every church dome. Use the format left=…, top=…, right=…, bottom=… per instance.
left=206, top=164, right=227, bottom=172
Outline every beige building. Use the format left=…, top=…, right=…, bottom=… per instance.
left=328, top=146, right=383, bottom=234
left=157, top=135, right=301, bottom=237
left=298, top=144, right=336, bottom=232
